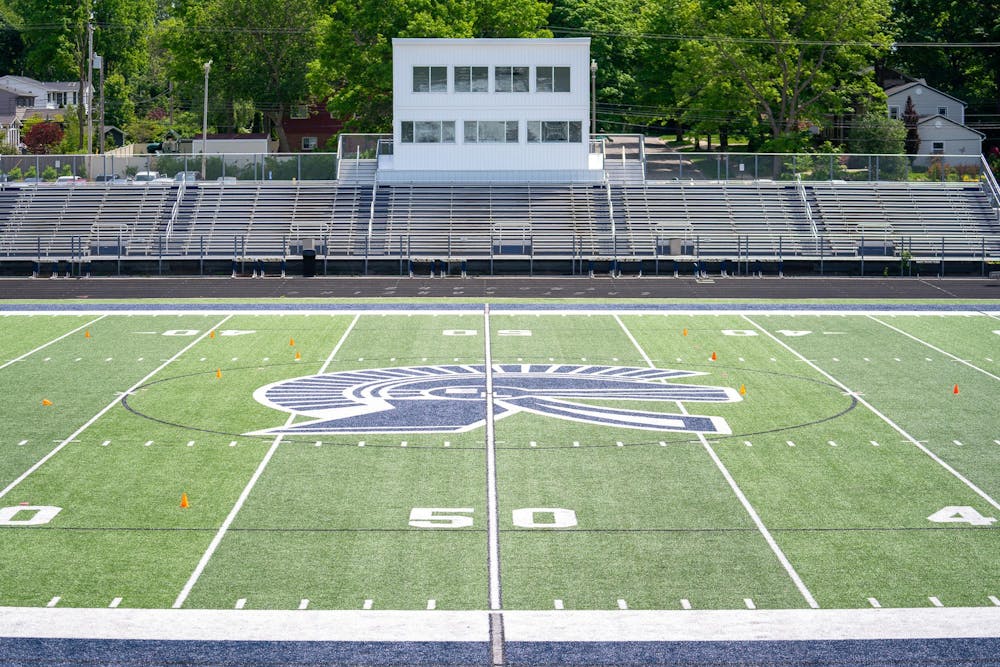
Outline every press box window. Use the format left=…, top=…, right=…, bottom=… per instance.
left=495, top=66, right=529, bottom=92
left=527, top=121, right=583, bottom=143
left=413, top=66, right=447, bottom=93
left=464, top=121, right=518, bottom=143
left=536, top=67, right=570, bottom=92
left=400, top=121, right=455, bottom=143
left=455, top=66, right=488, bottom=92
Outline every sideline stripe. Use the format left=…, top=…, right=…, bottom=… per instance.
left=0, top=315, right=233, bottom=500
left=172, top=314, right=360, bottom=609
left=868, top=315, right=1000, bottom=382
left=0, top=314, right=106, bottom=372
left=743, top=315, right=1000, bottom=514
left=483, top=304, right=504, bottom=667
left=614, top=315, right=819, bottom=609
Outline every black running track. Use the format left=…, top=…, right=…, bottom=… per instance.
left=1, top=276, right=999, bottom=300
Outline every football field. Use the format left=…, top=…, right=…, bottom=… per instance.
left=1, top=304, right=999, bottom=619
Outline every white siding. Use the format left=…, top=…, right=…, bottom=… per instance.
left=390, top=38, right=594, bottom=173
left=887, top=84, right=964, bottom=125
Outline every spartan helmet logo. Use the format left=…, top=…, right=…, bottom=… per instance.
left=249, top=364, right=741, bottom=436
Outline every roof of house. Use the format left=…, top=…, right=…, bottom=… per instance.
left=885, top=80, right=966, bottom=106
left=195, top=133, right=269, bottom=140
left=917, top=114, right=985, bottom=138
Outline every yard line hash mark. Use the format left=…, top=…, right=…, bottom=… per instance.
left=172, top=314, right=360, bottom=609
left=868, top=316, right=1000, bottom=383
left=0, top=315, right=106, bottom=373
left=0, top=315, right=235, bottom=501
left=615, top=314, right=820, bottom=609
left=743, top=315, right=1000, bottom=515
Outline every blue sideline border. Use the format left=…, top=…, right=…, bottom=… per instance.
left=3, top=637, right=1000, bottom=666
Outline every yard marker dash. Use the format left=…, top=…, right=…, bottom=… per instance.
left=786, top=440, right=796, bottom=447
left=426, top=599, right=436, bottom=610
left=680, top=599, right=692, bottom=610
left=617, top=599, right=628, bottom=610
left=100, top=440, right=110, bottom=447
left=314, top=441, right=322, bottom=447
left=868, top=598, right=881, bottom=608
left=988, top=596, right=1000, bottom=607
left=228, top=441, right=237, bottom=447
left=659, top=441, right=667, bottom=447
left=929, top=597, right=944, bottom=607
left=443, top=441, right=450, bottom=448
left=235, top=598, right=247, bottom=610
left=870, top=440, right=880, bottom=447
left=744, top=441, right=753, bottom=447
left=573, top=441, right=580, bottom=447
left=358, top=441, right=365, bottom=447
left=828, top=440, right=838, bottom=447
left=953, top=440, right=964, bottom=446
left=554, top=599, right=564, bottom=610
left=744, top=598, right=756, bottom=610
left=0, top=314, right=106, bottom=373
left=994, top=440, right=1000, bottom=446
left=46, top=597, right=60, bottom=608
left=529, top=441, right=537, bottom=448
left=616, top=441, right=624, bottom=448
left=298, top=599, right=309, bottom=610
left=744, top=314, right=1000, bottom=517
left=617, top=314, right=820, bottom=610
left=143, top=440, right=153, bottom=447
left=400, top=441, right=407, bottom=447
left=172, top=314, right=358, bottom=610
left=18, top=440, right=28, bottom=446
left=108, top=597, right=122, bottom=608
left=363, top=599, right=373, bottom=610
left=186, top=441, right=195, bottom=447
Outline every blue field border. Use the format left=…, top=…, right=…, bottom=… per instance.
left=1, top=301, right=999, bottom=312
left=4, top=637, right=1000, bottom=667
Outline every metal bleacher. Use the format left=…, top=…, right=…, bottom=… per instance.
left=1, top=157, right=998, bottom=271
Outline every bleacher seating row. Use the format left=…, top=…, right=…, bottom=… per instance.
left=0, top=180, right=997, bottom=262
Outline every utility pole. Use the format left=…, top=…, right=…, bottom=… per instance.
left=97, top=54, right=104, bottom=154
left=202, top=60, right=212, bottom=179
left=86, top=12, right=94, bottom=154
left=590, top=59, right=598, bottom=137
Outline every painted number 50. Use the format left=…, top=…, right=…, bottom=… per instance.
left=409, top=507, right=577, bottom=529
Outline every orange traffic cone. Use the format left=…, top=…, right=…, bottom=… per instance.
left=180, top=493, right=189, bottom=508
left=294, top=350, right=301, bottom=360
left=739, top=384, right=746, bottom=396
left=953, top=384, right=959, bottom=394
left=42, top=399, right=53, bottom=406
left=711, top=351, right=717, bottom=361
left=682, top=328, right=688, bottom=337
left=209, top=330, right=215, bottom=339
left=289, top=338, right=295, bottom=346
left=84, top=330, right=91, bottom=339
left=216, top=368, right=222, bottom=379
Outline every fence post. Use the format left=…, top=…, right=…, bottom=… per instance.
left=860, top=233, right=864, bottom=277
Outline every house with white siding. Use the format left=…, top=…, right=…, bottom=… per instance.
left=885, top=79, right=983, bottom=166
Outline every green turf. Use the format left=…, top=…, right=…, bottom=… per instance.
left=0, top=308, right=998, bottom=611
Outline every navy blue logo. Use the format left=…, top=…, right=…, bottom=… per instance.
left=250, top=364, right=741, bottom=436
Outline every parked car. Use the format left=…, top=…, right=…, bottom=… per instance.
left=132, top=171, right=160, bottom=183
left=174, top=171, right=201, bottom=182
left=95, top=174, right=124, bottom=183
left=55, top=175, right=86, bottom=186
left=216, top=176, right=238, bottom=183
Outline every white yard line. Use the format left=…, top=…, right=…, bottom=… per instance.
left=743, top=315, right=1000, bottom=513
left=0, top=314, right=107, bottom=372
left=0, top=314, right=233, bottom=500
left=867, top=315, right=1000, bottom=382
left=172, top=314, right=360, bottom=609
left=613, top=315, right=820, bottom=609
left=483, top=304, right=502, bottom=612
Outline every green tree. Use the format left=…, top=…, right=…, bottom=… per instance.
left=549, top=0, right=643, bottom=133
left=164, top=0, right=323, bottom=151
left=310, top=0, right=551, bottom=132
left=849, top=110, right=905, bottom=154
left=673, top=0, right=893, bottom=148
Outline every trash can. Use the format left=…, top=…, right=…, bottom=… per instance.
left=302, top=249, right=317, bottom=277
